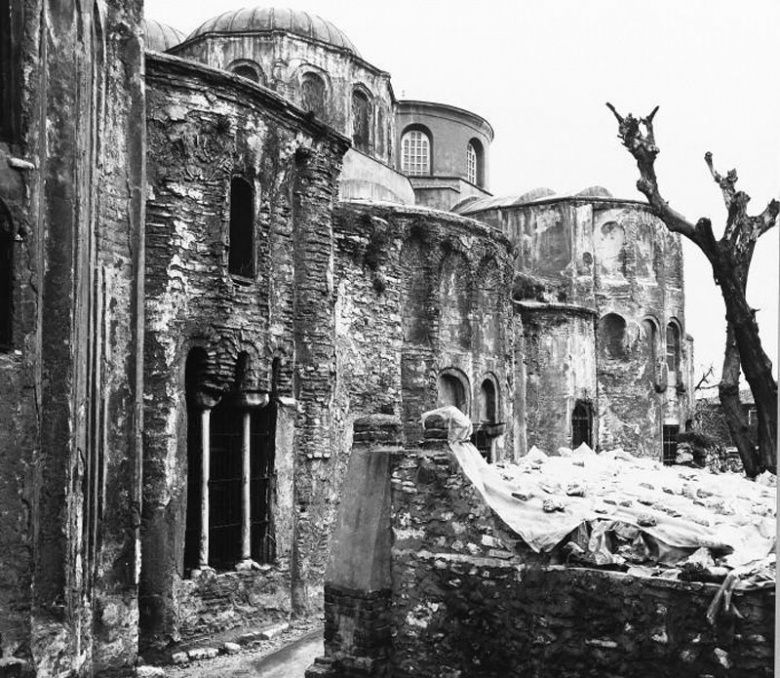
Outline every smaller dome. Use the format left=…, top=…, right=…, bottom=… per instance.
left=575, top=185, right=613, bottom=198
left=188, top=7, right=360, bottom=55
left=516, top=187, right=556, bottom=203
left=143, top=18, right=185, bottom=52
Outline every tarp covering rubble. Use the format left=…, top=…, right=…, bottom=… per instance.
left=422, top=407, right=776, bottom=599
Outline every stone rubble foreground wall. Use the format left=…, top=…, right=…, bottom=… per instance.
left=310, top=417, right=774, bottom=678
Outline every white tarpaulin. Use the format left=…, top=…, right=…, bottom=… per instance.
left=422, top=407, right=776, bottom=572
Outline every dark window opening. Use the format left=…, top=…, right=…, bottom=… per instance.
left=184, top=348, right=209, bottom=571
left=571, top=400, right=593, bottom=449
left=228, top=177, right=255, bottom=277
left=666, top=322, right=681, bottom=374
left=437, top=372, right=468, bottom=414
left=209, top=401, right=243, bottom=569
left=301, top=73, right=326, bottom=118
left=352, top=89, right=371, bottom=153
left=250, top=402, right=276, bottom=564
left=599, top=313, right=627, bottom=359
left=232, top=65, right=259, bottom=82
left=0, top=0, right=20, bottom=143
left=478, top=379, right=496, bottom=423
left=662, top=425, right=679, bottom=465
left=0, top=200, right=12, bottom=349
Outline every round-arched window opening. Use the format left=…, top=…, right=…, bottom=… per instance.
left=231, top=64, right=260, bottom=83
left=401, top=128, right=431, bottom=176
left=351, top=89, right=372, bottom=153
left=301, top=72, right=327, bottom=118
left=598, top=313, right=627, bottom=359
left=466, top=138, right=484, bottom=187
left=478, top=378, right=497, bottom=423
left=437, top=370, right=469, bottom=415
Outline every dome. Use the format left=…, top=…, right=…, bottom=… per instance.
left=143, top=18, right=185, bottom=52
left=575, top=185, right=613, bottom=198
left=516, top=187, right=556, bottom=203
left=187, top=7, right=359, bottom=55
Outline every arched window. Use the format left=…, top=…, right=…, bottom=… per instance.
left=666, top=321, right=681, bottom=374
left=466, top=138, right=485, bottom=187
left=466, top=142, right=477, bottom=184
left=401, top=129, right=431, bottom=176
left=351, top=89, right=371, bottom=153
left=571, top=400, right=593, bottom=448
left=598, top=313, right=627, bottom=359
left=437, top=370, right=469, bottom=415
left=231, top=64, right=260, bottom=83
left=301, top=72, right=326, bottom=118
left=228, top=177, right=255, bottom=277
left=478, top=378, right=497, bottom=423
left=0, top=200, right=12, bottom=349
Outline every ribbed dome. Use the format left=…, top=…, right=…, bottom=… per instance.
left=143, top=18, right=185, bottom=52
left=188, top=7, right=359, bottom=55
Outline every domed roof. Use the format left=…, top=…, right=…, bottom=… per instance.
left=188, top=7, right=359, bottom=55
left=575, top=185, right=613, bottom=198
left=143, top=18, right=185, bottom=52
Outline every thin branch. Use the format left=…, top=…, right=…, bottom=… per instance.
left=694, top=365, right=715, bottom=391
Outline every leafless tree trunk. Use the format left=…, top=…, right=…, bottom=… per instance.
left=607, top=104, right=778, bottom=476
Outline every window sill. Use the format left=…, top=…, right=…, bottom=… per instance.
left=230, top=273, right=256, bottom=287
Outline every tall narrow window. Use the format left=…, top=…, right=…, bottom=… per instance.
left=478, top=379, right=497, bottom=423
left=0, top=0, right=20, bottom=142
left=662, top=425, right=678, bottom=465
left=571, top=400, right=592, bottom=448
left=466, top=142, right=478, bottom=184
left=666, top=322, right=681, bottom=374
left=228, top=177, right=255, bottom=277
left=401, top=129, right=431, bottom=175
left=184, top=348, right=209, bottom=571
left=250, top=402, right=276, bottom=563
left=352, top=89, right=371, bottom=153
left=0, top=200, right=12, bottom=349
left=301, top=72, right=326, bottom=118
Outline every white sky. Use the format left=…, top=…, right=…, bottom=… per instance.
left=146, top=0, right=780, bottom=386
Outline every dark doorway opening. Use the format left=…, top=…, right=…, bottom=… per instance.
left=571, top=400, right=592, bottom=449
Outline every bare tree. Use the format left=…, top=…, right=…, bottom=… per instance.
left=607, top=104, right=778, bottom=476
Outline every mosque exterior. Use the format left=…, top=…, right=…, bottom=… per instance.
left=0, top=4, right=692, bottom=674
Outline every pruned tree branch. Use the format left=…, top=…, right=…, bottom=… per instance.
left=606, top=103, right=699, bottom=243
left=694, top=365, right=714, bottom=392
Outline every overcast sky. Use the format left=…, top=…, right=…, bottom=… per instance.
left=146, top=0, right=780, bottom=386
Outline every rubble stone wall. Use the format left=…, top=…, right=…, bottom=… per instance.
left=389, top=440, right=774, bottom=678
left=141, top=52, right=348, bottom=646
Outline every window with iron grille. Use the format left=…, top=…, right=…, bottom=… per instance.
left=662, top=425, right=679, bottom=465
left=466, top=142, right=477, bottom=184
left=401, top=130, right=430, bottom=175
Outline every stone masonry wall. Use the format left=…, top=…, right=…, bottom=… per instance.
left=0, top=1, right=146, bottom=675
left=333, top=202, right=515, bottom=457
left=388, top=437, right=773, bottom=677
left=141, top=52, right=348, bottom=646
